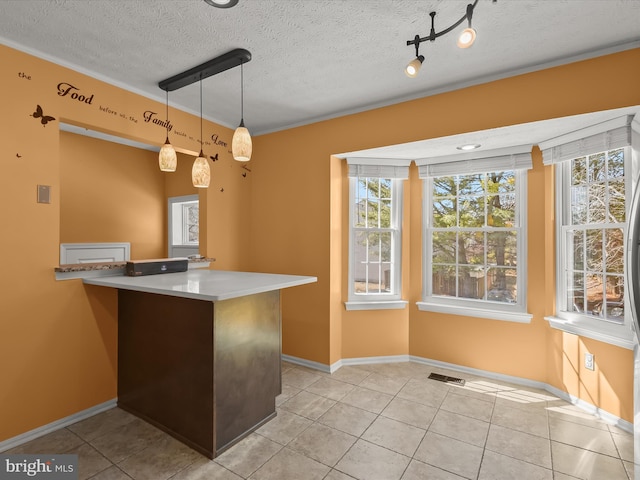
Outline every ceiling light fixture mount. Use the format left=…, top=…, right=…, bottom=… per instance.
left=203, top=0, right=239, bottom=9
left=405, top=0, right=495, bottom=78
left=158, top=48, right=251, bottom=92
left=457, top=144, right=482, bottom=151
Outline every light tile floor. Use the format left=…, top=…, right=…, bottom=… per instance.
left=5, top=361, right=635, bottom=480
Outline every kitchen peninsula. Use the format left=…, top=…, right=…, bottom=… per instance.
left=83, top=269, right=317, bottom=459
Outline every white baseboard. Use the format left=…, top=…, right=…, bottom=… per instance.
left=0, top=399, right=117, bottom=453
left=282, top=354, right=332, bottom=373
left=283, top=353, right=633, bottom=434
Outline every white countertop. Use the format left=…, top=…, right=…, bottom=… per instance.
left=83, top=269, right=317, bottom=301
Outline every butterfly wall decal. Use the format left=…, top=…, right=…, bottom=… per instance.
left=32, top=105, right=56, bottom=126
left=210, top=153, right=219, bottom=162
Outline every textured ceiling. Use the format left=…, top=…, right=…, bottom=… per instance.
left=1, top=0, right=639, bottom=146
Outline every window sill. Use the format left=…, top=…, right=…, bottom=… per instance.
left=416, top=302, right=532, bottom=324
left=345, top=300, right=408, bottom=311
left=544, top=316, right=636, bottom=350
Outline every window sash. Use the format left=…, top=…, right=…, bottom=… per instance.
left=424, top=170, right=527, bottom=312
left=348, top=176, right=403, bottom=302
left=556, top=148, right=630, bottom=325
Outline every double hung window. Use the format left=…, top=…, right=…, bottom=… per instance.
left=417, top=148, right=532, bottom=323
left=346, top=161, right=409, bottom=310
left=542, top=115, right=638, bottom=348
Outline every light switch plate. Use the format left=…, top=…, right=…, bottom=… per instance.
left=37, top=185, right=51, bottom=204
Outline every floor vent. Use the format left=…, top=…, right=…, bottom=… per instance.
left=428, top=373, right=466, bottom=386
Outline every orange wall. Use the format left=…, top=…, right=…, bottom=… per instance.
left=252, top=49, right=640, bottom=421
left=0, top=44, right=249, bottom=442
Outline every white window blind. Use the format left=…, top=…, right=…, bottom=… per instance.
left=540, top=115, right=634, bottom=165
left=418, top=151, right=532, bottom=178
left=347, top=162, right=410, bottom=179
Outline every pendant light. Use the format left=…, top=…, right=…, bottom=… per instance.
left=192, top=77, right=210, bottom=188
left=158, top=89, right=177, bottom=172
left=232, top=61, right=252, bottom=162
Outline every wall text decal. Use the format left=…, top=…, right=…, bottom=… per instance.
left=143, top=110, right=173, bottom=131
left=57, top=82, right=94, bottom=104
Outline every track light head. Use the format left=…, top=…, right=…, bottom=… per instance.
left=405, top=0, right=488, bottom=74
left=405, top=55, right=425, bottom=78
left=457, top=27, right=477, bottom=48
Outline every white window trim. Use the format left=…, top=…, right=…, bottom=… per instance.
left=345, top=158, right=410, bottom=309
left=542, top=115, right=639, bottom=349
left=417, top=301, right=532, bottom=323
left=417, top=146, right=532, bottom=323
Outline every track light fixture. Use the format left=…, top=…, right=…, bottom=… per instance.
left=406, top=0, right=494, bottom=78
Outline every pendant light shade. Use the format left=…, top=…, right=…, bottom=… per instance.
left=192, top=77, right=210, bottom=188
left=192, top=150, right=210, bottom=188
left=159, top=137, right=177, bottom=172
left=232, top=62, right=252, bottom=162
left=232, top=121, right=252, bottom=162
left=159, top=90, right=177, bottom=172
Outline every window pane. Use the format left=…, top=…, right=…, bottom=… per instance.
left=363, top=264, right=383, bottom=294
left=571, top=185, right=587, bottom=225
left=605, top=228, right=624, bottom=274
left=458, top=266, right=484, bottom=300
left=608, top=148, right=624, bottom=178
left=568, top=273, right=585, bottom=313
left=488, top=193, right=515, bottom=227
left=433, top=177, right=457, bottom=197
left=492, top=171, right=515, bottom=193
left=432, top=265, right=456, bottom=297
left=459, top=196, right=484, bottom=227
left=571, top=157, right=587, bottom=185
left=609, top=179, right=625, bottom=223
left=366, top=199, right=379, bottom=228
left=380, top=199, right=391, bottom=228
left=569, top=230, right=584, bottom=271
left=588, top=152, right=606, bottom=182
left=433, top=198, right=456, bottom=227
left=380, top=232, right=392, bottom=262
left=487, top=231, right=517, bottom=266
left=433, top=231, right=457, bottom=264
left=603, top=275, right=624, bottom=322
left=585, top=274, right=604, bottom=315
left=459, top=174, right=484, bottom=195
left=487, top=267, right=517, bottom=303
left=585, top=229, right=603, bottom=271
left=367, top=232, right=381, bottom=262
left=459, top=231, right=484, bottom=265
left=587, top=183, right=606, bottom=223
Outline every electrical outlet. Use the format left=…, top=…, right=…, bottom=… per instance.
left=585, top=353, right=595, bottom=371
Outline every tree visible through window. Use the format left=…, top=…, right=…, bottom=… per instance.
left=564, top=148, right=625, bottom=323
left=429, top=170, right=518, bottom=304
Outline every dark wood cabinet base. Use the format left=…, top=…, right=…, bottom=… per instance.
left=117, top=289, right=282, bottom=458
